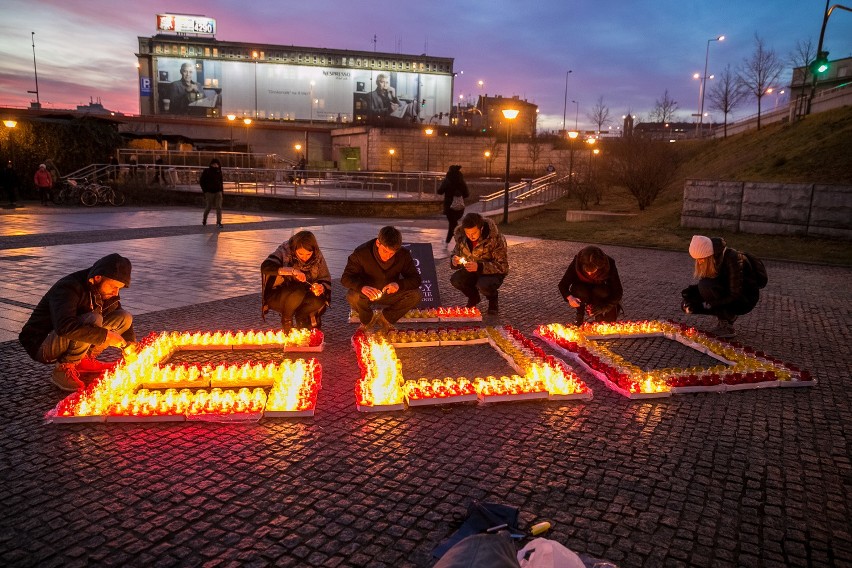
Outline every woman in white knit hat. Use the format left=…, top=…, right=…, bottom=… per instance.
left=681, top=235, right=760, bottom=338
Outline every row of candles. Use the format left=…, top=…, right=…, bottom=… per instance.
left=50, top=330, right=324, bottom=420
left=354, top=325, right=590, bottom=408
left=536, top=321, right=812, bottom=394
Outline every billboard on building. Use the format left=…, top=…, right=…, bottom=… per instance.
left=156, top=14, right=216, bottom=35
left=150, top=56, right=452, bottom=122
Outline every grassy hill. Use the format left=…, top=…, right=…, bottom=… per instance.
left=505, top=106, right=852, bottom=266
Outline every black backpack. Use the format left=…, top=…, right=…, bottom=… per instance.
left=741, top=251, right=768, bottom=289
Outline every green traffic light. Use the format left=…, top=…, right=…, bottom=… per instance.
left=811, top=51, right=830, bottom=75
left=816, top=62, right=829, bottom=73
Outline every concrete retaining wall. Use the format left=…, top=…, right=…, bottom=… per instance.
left=681, top=179, right=852, bottom=239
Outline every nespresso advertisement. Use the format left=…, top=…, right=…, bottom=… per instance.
left=151, top=56, right=452, bottom=121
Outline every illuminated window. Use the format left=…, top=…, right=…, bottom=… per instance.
left=212, top=48, right=218, bottom=57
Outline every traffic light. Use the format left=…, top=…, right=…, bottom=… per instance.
left=421, top=99, right=427, bottom=107
left=810, top=51, right=830, bottom=75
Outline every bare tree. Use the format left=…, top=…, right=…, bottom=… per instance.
left=707, top=64, right=749, bottom=138
left=602, top=137, right=679, bottom=210
left=737, top=34, right=784, bottom=130
left=789, top=38, right=815, bottom=70
left=586, top=96, right=611, bottom=135
left=648, top=90, right=679, bottom=123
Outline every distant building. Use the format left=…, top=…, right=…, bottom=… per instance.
left=466, top=95, right=538, bottom=137
left=633, top=122, right=697, bottom=140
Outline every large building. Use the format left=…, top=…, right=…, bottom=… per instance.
left=135, top=13, right=455, bottom=125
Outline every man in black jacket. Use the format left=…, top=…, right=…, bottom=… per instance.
left=200, top=158, right=224, bottom=228
left=342, top=226, right=422, bottom=332
left=19, top=253, right=135, bottom=391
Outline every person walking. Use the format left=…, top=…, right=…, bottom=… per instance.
left=33, top=163, right=53, bottom=206
left=200, top=158, right=224, bottom=228
left=2, top=161, right=20, bottom=208
left=261, top=231, right=331, bottom=331
left=437, top=165, right=469, bottom=248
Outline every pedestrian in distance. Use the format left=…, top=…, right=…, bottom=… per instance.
left=437, top=164, right=469, bottom=248
left=18, top=253, right=135, bottom=392
left=2, top=160, right=20, bottom=207
left=681, top=235, right=761, bottom=339
left=450, top=213, right=509, bottom=315
left=558, top=245, right=623, bottom=326
left=342, top=226, right=422, bottom=333
left=200, top=158, right=224, bottom=228
left=33, top=163, right=52, bottom=206
left=261, top=230, right=331, bottom=332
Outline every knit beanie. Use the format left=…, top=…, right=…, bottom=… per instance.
left=688, top=235, right=714, bottom=259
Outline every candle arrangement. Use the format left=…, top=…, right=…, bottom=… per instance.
left=47, top=329, right=324, bottom=423
left=353, top=325, right=591, bottom=411
left=536, top=320, right=814, bottom=399
left=349, top=306, right=482, bottom=323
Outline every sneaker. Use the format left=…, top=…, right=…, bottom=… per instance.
left=52, top=363, right=85, bottom=392
left=709, top=320, right=737, bottom=339
left=466, top=291, right=481, bottom=308
left=76, top=357, right=118, bottom=374
left=486, top=296, right=499, bottom=315
left=375, top=312, right=396, bottom=333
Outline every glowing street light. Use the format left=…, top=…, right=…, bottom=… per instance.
left=388, top=148, right=395, bottom=172
left=484, top=150, right=491, bottom=176
left=567, top=130, right=579, bottom=189
left=226, top=114, right=236, bottom=150
left=697, top=34, right=724, bottom=136
left=501, top=108, right=519, bottom=224
left=424, top=127, right=434, bottom=171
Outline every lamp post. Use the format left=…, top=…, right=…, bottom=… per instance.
left=243, top=118, right=252, bottom=163
left=697, top=35, right=724, bottom=136
left=588, top=146, right=599, bottom=184
left=424, top=128, right=434, bottom=171
left=567, top=130, right=578, bottom=190
left=571, top=100, right=579, bottom=130
left=29, top=32, right=40, bottom=108
left=226, top=114, right=236, bottom=150
left=501, top=108, right=519, bottom=224
left=562, top=70, right=573, bottom=133
left=484, top=150, right=491, bottom=176
left=585, top=138, right=597, bottom=183
left=3, top=120, right=17, bottom=165
left=388, top=148, right=395, bottom=172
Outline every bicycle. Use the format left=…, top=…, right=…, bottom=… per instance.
left=52, top=179, right=85, bottom=205
left=80, top=183, right=126, bottom=207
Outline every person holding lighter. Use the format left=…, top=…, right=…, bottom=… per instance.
left=450, top=213, right=509, bottom=315
left=260, top=230, right=331, bottom=332
left=19, top=253, right=136, bottom=391
left=342, top=226, right=422, bottom=332
left=558, top=245, right=623, bottom=326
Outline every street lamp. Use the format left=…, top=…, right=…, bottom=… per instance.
left=562, top=70, right=573, bottom=133
left=226, top=114, right=236, bottom=150
left=698, top=34, right=724, bottom=136
left=3, top=120, right=17, bottom=165
left=388, top=148, right=395, bottom=172
left=589, top=146, right=600, bottom=184
left=571, top=100, right=579, bottom=130
left=501, top=108, right=519, bottom=224
left=424, top=127, right=434, bottom=171
left=567, top=130, right=578, bottom=190
left=243, top=118, right=252, bottom=159
left=585, top=138, right=597, bottom=184
left=484, top=150, right=491, bottom=176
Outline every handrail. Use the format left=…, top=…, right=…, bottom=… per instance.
left=478, top=173, right=557, bottom=212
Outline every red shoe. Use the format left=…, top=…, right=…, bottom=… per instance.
left=76, top=357, right=118, bottom=374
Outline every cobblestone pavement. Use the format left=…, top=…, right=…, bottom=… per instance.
left=0, top=206, right=850, bottom=567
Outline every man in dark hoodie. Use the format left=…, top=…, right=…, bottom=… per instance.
left=19, top=253, right=135, bottom=391
left=342, top=226, right=422, bottom=332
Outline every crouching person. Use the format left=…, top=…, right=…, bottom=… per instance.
left=450, top=213, right=509, bottom=315
left=19, top=253, right=135, bottom=391
left=261, top=230, right=331, bottom=331
left=342, top=226, right=422, bottom=332
left=681, top=235, right=759, bottom=339
left=558, top=245, right=623, bottom=326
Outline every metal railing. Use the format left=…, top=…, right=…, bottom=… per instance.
left=63, top=164, right=445, bottom=201
left=478, top=172, right=558, bottom=212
